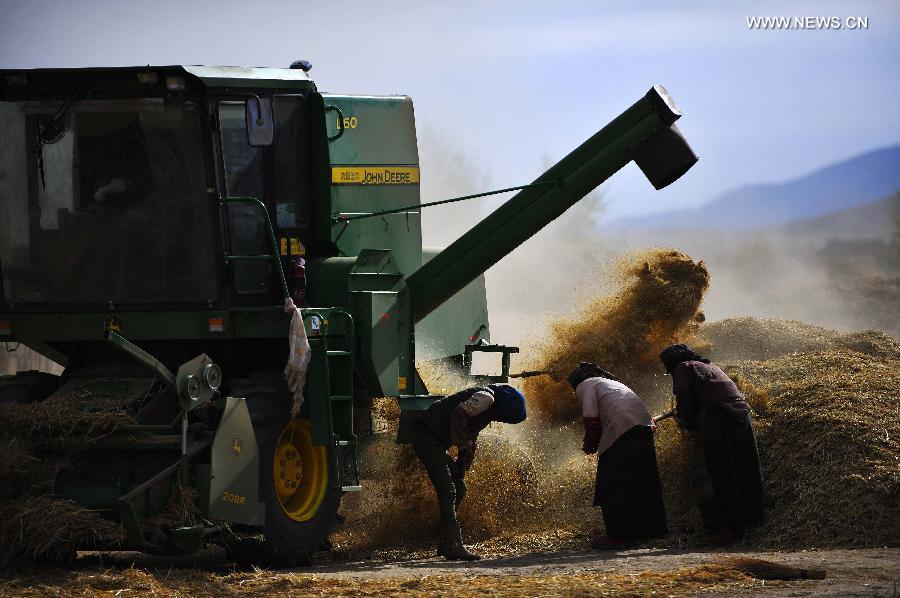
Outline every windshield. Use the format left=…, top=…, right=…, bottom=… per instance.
left=0, top=96, right=217, bottom=304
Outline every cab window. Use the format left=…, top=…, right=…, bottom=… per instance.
left=218, top=101, right=270, bottom=294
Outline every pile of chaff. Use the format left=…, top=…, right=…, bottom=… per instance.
left=0, top=385, right=141, bottom=565
left=0, top=389, right=137, bottom=438
left=0, top=496, right=120, bottom=567
left=722, top=334, right=900, bottom=547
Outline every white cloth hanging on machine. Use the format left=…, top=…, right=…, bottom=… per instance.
left=284, top=296, right=311, bottom=417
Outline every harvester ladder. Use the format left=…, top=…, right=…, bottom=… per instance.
left=303, top=310, right=360, bottom=492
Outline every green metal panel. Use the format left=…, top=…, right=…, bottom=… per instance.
left=307, top=332, right=332, bottom=446
left=415, top=248, right=490, bottom=360
left=230, top=308, right=292, bottom=338
left=3, top=311, right=231, bottom=342
left=209, top=397, right=265, bottom=526
left=332, top=212, right=423, bottom=279
left=306, top=257, right=356, bottom=308
left=321, top=94, right=422, bottom=278
left=351, top=291, right=401, bottom=396
left=323, top=95, right=418, bottom=164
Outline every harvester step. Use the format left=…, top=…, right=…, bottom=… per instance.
left=326, top=351, right=352, bottom=356
left=330, top=395, right=352, bottom=402
left=341, top=485, right=362, bottom=492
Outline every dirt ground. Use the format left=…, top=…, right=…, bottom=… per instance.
left=310, top=545, right=900, bottom=583
left=312, top=546, right=900, bottom=596
left=2, top=546, right=896, bottom=597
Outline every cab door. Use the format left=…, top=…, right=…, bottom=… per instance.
left=213, top=94, right=316, bottom=302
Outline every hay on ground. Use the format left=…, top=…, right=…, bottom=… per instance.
left=728, top=344, right=900, bottom=548
left=0, top=496, right=121, bottom=566
left=0, top=561, right=765, bottom=596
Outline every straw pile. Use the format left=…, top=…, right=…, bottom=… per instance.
left=0, top=496, right=121, bottom=566
left=724, top=340, right=900, bottom=547
left=0, top=384, right=143, bottom=566
left=0, top=391, right=137, bottom=438
left=0, top=439, right=62, bottom=501
left=0, top=440, right=124, bottom=566
left=702, top=317, right=843, bottom=361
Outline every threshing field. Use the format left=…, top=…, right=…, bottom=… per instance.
left=1, top=248, right=898, bottom=596
left=2, top=546, right=899, bottom=596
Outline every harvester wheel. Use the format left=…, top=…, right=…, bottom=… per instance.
left=229, top=372, right=341, bottom=567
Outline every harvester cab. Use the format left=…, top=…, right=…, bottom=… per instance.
left=0, top=63, right=697, bottom=565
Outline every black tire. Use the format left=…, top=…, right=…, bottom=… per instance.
left=0, top=370, right=60, bottom=404
left=228, top=371, right=341, bottom=567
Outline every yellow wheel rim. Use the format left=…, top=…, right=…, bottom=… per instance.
left=273, top=419, right=328, bottom=522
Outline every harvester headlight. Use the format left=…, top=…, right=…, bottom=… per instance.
left=204, top=363, right=222, bottom=391
left=185, top=374, right=201, bottom=400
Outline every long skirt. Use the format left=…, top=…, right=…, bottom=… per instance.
left=595, top=425, right=668, bottom=541
left=693, top=407, right=764, bottom=537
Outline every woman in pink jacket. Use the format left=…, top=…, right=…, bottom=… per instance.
left=568, top=362, right=667, bottom=549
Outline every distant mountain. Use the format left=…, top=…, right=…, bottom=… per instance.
left=612, top=145, right=900, bottom=230
left=779, top=192, right=897, bottom=240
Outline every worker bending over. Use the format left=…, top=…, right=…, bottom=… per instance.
left=659, top=344, right=763, bottom=544
left=568, top=362, right=667, bottom=549
left=414, top=384, right=527, bottom=561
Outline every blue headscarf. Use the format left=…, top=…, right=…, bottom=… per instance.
left=488, top=384, right=527, bottom=424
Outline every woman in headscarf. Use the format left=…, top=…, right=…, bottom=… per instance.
left=414, top=383, right=527, bottom=561
left=659, top=344, right=763, bottom=544
left=568, top=362, right=667, bottom=549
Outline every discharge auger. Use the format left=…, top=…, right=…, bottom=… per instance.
left=0, top=64, right=696, bottom=565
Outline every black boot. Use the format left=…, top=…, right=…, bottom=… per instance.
left=437, top=522, right=481, bottom=561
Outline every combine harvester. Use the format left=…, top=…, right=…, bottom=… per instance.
left=0, top=62, right=697, bottom=565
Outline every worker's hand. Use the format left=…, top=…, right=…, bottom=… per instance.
left=652, top=409, right=676, bottom=426
left=582, top=417, right=600, bottom=454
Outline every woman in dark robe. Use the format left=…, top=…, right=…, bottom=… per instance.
left=659, top=344, right=764, bottom=544
left=568, top=362, right=667, bottom=549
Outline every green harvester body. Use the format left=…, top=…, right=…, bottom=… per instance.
left=0, top=64, right=696, bottom=560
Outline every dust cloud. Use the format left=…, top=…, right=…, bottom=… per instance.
left=482, top=193, right=900, bottom=352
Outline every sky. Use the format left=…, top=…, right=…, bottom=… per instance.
left=2, top=0, right=898, bottom=219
